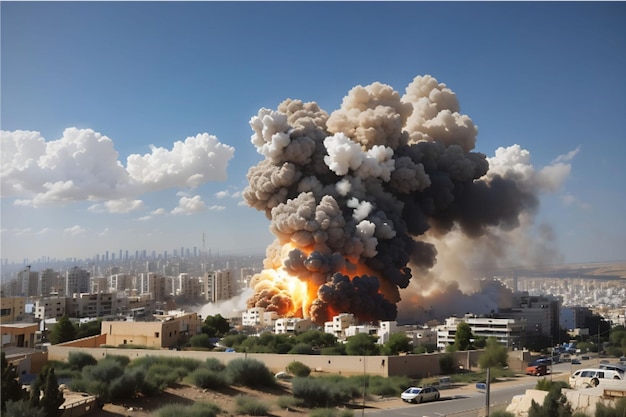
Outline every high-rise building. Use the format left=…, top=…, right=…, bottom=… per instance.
left=203, top=269, right=236, bottom=302
left=40, top=268, right=62, bottom=296
left=65, top=267, right=90, bottom=296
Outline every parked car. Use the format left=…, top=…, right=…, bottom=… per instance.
left=569, top=368, right=623, bottom=388
left=571, top=359, right=581, bottom=365
left=401, top=386, right=440, bottom=403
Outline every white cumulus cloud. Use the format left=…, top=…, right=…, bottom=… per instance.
left=0, top=128, right=235, bottom=207
left=171, top=195, right=207, bottom=215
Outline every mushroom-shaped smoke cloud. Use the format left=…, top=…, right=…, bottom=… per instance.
left=243, top=75, right=570, bottom=325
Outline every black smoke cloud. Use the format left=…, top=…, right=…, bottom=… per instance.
left=243, top=75, right=568, bottom=324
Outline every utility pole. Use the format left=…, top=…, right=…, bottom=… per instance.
left=485, top=367, right=490, bottom=417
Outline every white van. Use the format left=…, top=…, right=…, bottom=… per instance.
left=569, top=368, right=623, bottom=388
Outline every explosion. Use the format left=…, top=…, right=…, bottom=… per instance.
left=243, top=75, right=565, bottom=325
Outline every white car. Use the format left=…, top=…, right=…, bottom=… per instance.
left=401, top=386, right=440, bottom=403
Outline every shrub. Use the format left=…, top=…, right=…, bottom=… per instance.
left=188, top=368, right=229, bottom=390
left=155, top=402, right=221, bottom=417
left=595, top=397, right=626, bottom=417
left=368, top=375, right=409, bottom=397
left=102, top=354, right=130, bottom=367
left=286, top=361, right=311, bottom=377
left=276, top=395, right=304, bottom=410
left=291, top=376, right=353, bottom=407
left=226, top=358, right=275, bottom=387
left=67, top=352, right=97, bottom=370
left=489, top=411, right=515, bottom=417
left=204, top=358, right=225, bottom=372
left=309, top=408, right=354, bottom=417
left=4, top=400, right=46, bottom=417
left=234, top=395, right=270, bottom=416
left=189, top=334, right=212, bottom=348
left=108, top=367, right=146, bottom=401
left=289, top=343, right=314, bottom=355
left=145, top=364, right=187, bottom=390
left=439, top=353, right=456, bottom=374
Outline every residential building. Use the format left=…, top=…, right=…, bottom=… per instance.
left=101, top=310, right=201, bottom=348
left=1, top=322, right=39, bottom=349
left=274, top=317, right=314, bottom=334
left=66, top=292, right=117, bottom=318
left=65, top=267, right=90, bottom=296
left=33, top=297, right=66, bottom=320
left=1, top=297, right=26, bottom=323
left=40, top=268, right=62, bottom=296
left=204, top=270, right=236, bottom=302
left=242, top=307, right=278, bottom=327
left=324, top=313, right=356, bottom=339
left=436, top=314, right=526, bottom=350
left=498, top=293, right=560, bottom=341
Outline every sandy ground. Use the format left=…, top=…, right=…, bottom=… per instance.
left=84, top=373, right=548, bottom=417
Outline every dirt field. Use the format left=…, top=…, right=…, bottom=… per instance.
left=87, top=380, right=399, bottom=417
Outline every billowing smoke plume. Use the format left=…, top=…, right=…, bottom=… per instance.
left=243, top=75, right=572, bottom=325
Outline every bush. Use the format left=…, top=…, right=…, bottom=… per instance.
left=489, top=411, right=515, bottom=417
left=189, top=334, right=212, bottom=349
left=155, top=402, right=221, bottom=417
left=595, top=397, right=626, bottom=417
left=291, top=376, right=353, bottom=407
left=204, top=358, right=226, bottom=372
left=368, top=375, right=410, bottom=397
left=226, top=358, right=275, bottom=387
left=286, top=361, right=311, bottom=377
left=234, top=395, right=271, bottom=416
left=309, top=408, right=354, bottom=417
left=439, top=353, right=456, bottom=374
left=4, top=400, right=46, bottom=417
left=188, top=368, right=229, bottom=390
left=67, top=352, right=97, bottom=370
left=289, top=343, right=314, bottom=355
left=276, top=395, right=304, bottom=410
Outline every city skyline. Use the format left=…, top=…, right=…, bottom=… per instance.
left=2, top=2, right=625, bottom=266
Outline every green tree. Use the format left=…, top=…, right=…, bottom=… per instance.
left=29, top=365, right=64, bottom=417
left=478, top=337, right=508, bottom=369
left=49, top=316, right=76, bottom=344
left=189, top=334, right=212, bottom=348
left=381, top=332, right=412, bottom=355
left=74, top=319, right=102, bottom=339
left=528, top=384, right=573, bottom=417
left=4, top=400, right=46, bottom=417
left=295, top=330, right=338, bottom=350
left=2, top=352, right=27, bottom=410
left=454, top=322, right=473, bottom=351
left=202, top=314, right=230, bottom=338
left=439, top=352, right=456, bottom=374
left=345, top=333, right=380, bottom=356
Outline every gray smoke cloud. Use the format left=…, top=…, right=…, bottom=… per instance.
left=243, top=75, right=573, bottom=325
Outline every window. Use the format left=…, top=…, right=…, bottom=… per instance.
left=155, top=332, right=160, bottom=338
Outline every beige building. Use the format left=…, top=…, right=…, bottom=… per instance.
left=66, top=292, right=117, bottom=318
left=101, top=310, right=201, bottom=348
left=274, top=317, right=314, bottom=334
left=242, top=307, right=278, bottom=327
left=1, top=296, right=26, bottom=323
left=204, top=270, right=236, bottom=302
left=324, top=313, right=356, bottom=339
left=33, top=297, right=67, bottom=320
left=1, top=322, right=39, bottom=349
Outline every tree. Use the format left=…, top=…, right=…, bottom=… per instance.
left=189, top=333, right=212, bottom=348
left=1, top=352, right=27, bottom=411
left=74, top=319, right=102, bottom=339
left=4, top=400, right=46, bottom=417
left=295, top=330, right=338, bottom=350
left=345, top=333, right=380, bottom=356
left=381, top=332, right=412, bottom=355
left=49, top=315, right=76, bottom=345
left=528, top=384, right=573, bottom=417
left=454, top=322, right=473, bottom=351
left=439, top=352, right=456, bottom=374
left=478, top=337, right=508, bottom=369
left=202, top=314, right=230, bottom=338
left=29, top=365, right=64, bottom=417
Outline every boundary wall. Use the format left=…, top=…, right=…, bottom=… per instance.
left=48, top=342, right=529, bottom=378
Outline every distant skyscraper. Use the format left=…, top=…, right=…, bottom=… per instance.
left=65, top=267, right=90, bottom=296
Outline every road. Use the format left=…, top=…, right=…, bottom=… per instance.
left=363, top=363, right=585, bottom=417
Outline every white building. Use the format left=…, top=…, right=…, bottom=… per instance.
left=324, top=313, right=356, bottom=339
left=436, top=314, right=526, bottom=350
left=242, top=307, right=278, bottom=327
left=274, top=317, right=314, bottom=334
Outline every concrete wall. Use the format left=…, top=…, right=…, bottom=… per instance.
left=47, top=344, right=529, bottom=378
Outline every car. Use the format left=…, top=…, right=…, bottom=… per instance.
left=526, top=363, right=548, bottom=376
left=571, top=359, right=581, bottom=365
left=401, top=386, right=440, bottom=403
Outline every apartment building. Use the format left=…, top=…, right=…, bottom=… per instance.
left=274, top=317, right=314, bottom=334
left=65, top=267, right=90, bottom=296
left=436, top=314, right=526, bottom=350
left=101, top=310, right=201, bottom=348
left=242, top=307, right=278, bottom=327
left=33, top=297, right=66, bottom=320
left=1, top=296, right=26, bottom=323
left=204, top=270, right=236, bottom=302
left=324, top=313, right=356, bottom=339
left=66, top=292, right=117, bottom=318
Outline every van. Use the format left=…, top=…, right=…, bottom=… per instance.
left=569, top=368, right=623, bottom=388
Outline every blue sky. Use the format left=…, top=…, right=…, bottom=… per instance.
left=1, top=1, right=625, bottom=267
